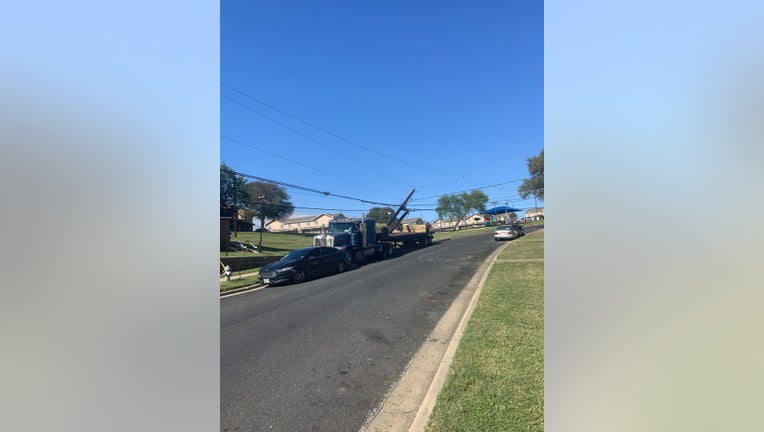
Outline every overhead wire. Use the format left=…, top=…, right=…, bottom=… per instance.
left=222, top=93, right=415, bottom=189
left=229, top=169, right=399, bottom=207
left=221, top=83, right=467, bottom=178
left=221, top=135, right=399, bottom=199
left=229, top=168, right=541, bottom=218
left=409, top=178, right=527, bottom=201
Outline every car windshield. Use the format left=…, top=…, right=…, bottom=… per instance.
left=329, top=222, right=356, bottom=233
left=281, top=249, right=311, bottom=261
left=496, top=225, right=511, bottom=230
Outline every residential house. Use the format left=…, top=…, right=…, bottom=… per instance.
left=524, top=207, right=544, bottom=220
left=220, top=207, right=254, bottom=231
left=266, top=213, right=346, bottom=234
left=432, top=213, right=485, bottom=231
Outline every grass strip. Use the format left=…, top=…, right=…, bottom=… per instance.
left=221, top=231, right=314, bottom=257
left=220, top=269, right=261, bottom=292
left=426, top=230, right=544, bottom=432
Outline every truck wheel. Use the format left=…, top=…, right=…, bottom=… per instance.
left=344, top=251, right=352, bottom=267
left=336, top=260, right=346, bottom=274
left=385, top=244, right=393, bottom=258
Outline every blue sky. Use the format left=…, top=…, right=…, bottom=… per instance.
left=221, top=1, right=543, bottom=223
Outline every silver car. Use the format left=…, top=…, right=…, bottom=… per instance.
left=493, top=224, right=524, bottom=241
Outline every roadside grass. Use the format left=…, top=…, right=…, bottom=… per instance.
left=221, top=231, right=314, bottom=257
left=220, top=268, right=262, bottom=292
left=219, top=231, right=312, bottom=290
left=426, top=229, right=544, bottom=432
left=522, top=219, right=545, bottom=226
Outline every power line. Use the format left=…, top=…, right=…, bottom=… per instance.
left=228, top=169, right=399, bottom=207
left=247, top=203, right=382, bottom=213
left=222, top=93, right=415, bottom=189
left=409, top=179, right=527, bottom=201
left=221, top=83, right=467, bottom=178
left=221, top=135, right=398, bottom=199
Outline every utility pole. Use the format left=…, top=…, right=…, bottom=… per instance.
left=233, top=206, right=238, bottom=238
left=258, top=195, right=266, bottom=249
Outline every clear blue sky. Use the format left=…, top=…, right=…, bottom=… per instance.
left=221, top=1, right=543, bottom=223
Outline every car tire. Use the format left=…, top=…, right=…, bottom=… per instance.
left=336, top=260, right=346, bottom=274
left=292, top=268, right=306, bottom=284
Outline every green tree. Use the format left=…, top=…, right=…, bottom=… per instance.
left=245, top=181, right=295, bottom=249
left=518, top=149, right=544, bottom=202
left=436, top=190, right=488, bottom=230
left=366, top=206, right=395, bottom=225
left=220, top=162, right=250, bottom=237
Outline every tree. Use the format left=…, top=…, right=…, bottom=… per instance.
left=220, top=162, right=250, bottom=237
left=436, top=190, right=488, bottom=231
left=245, top=181, right=295, bottom=249
left=366, top=206, right=395, bottom=225
left=518, top=149, right=544, bottom=202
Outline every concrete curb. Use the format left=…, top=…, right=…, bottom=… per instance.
left=361, top=239, right=513, bottom=432
left=220, top=283, right=266, bottom=298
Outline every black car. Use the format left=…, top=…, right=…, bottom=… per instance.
left=258, top=246, right=348, bottom=285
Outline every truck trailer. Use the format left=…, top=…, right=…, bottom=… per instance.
left=313, top=190, right=433, bottom=265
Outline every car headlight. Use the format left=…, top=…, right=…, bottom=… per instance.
left=277, top=266, right=294, bottom=272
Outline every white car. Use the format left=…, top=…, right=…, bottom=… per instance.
left=493, top=225, right=524, bottom=241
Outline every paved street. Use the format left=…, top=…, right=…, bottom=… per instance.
left=220, top=227, right=540, bottom=432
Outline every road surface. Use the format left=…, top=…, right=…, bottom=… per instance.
left=221, top=226, right=541, bottom=431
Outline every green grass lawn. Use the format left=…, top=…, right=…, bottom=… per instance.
left=220, top=269, right=262, bottom=292
left=220, top=231, right=313, bottom=290
left=221, top=231, right=315, bottom=257
left=426, top=229, right=544, bottom=432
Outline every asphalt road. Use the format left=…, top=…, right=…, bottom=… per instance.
left=220, top=226, right=541, bottom=432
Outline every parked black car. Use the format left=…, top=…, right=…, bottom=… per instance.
left=258, top=246, right=348, bottom=285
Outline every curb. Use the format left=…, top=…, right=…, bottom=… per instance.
left=361, top=239, right=513, bottom=432
left=220, top=283, right=266, bottom=298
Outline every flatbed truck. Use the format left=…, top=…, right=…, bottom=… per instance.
left=313, top=190, right=433, bottom=265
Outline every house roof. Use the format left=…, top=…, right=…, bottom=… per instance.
left=401, top=217, right=424, bottom=224
left=280, top=214, right=327, bottom=224
left=266, top=213, right=347, bottom=226
left=525, top=207, right=544, bottom=213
